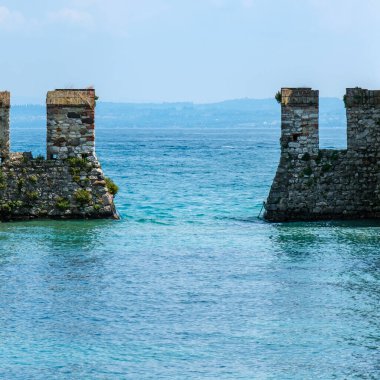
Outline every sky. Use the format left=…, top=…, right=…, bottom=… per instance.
left=0, top=0, right=380, bottom=104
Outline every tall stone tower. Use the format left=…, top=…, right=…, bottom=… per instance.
left=0, top=91, right=10, bottom=160
left=46, top=89, right=96, bottom=160
left=280, top=88, right=319, bottom=157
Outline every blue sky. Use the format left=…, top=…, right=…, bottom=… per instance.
left=0, top=0, right=379, bottom=103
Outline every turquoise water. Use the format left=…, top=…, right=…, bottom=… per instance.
left=1, top=127, right=379, bottom=379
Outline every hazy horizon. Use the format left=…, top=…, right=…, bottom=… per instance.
left=11, top=95, right=344, bottom=107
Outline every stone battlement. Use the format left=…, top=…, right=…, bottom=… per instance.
left=0, top=92, right=10, bottom=107
left=265, top=87, right=380, bottom=222
left=0, top=89, right=118, bottom=221
left=46, top=89, right=96, bottom=107
left=281, top=88, right=319, bottom=106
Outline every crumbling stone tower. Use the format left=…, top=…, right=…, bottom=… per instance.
left=0, top=88, right=117, bottom=221
left=0, top=91, right=10, bottom=160
left=280, top=88, right=319, bottom=157
left=265, top=87, right=380, bottom=222
left=47, top=89, right=96, bottom=160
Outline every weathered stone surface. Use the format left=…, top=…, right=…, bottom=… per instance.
left=265, top=87, right=380, bottom=222
left=46, top=90, right=95, bottom=108
left=47, top=89, right=95, bottom=160
left=0, top=89, right=118, bottom=221
left=0, top=91, right=10, bottom=159
left=0, top=156, right=117, bottom=220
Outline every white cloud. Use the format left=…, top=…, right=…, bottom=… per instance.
left=48, top=8, right=93, bottom=26
left=0, top=6, right=24, bottom=30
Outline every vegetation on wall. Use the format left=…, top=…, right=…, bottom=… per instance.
left=275, top=91, right=282, bottom=104
left=56, top=197, right=70, bottom=211
left=105, top=177, right=119, bottom=196
left=74, top=189, right=91, bottom=205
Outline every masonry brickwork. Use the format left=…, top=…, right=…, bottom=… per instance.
left=0, top=91, right=10, bottom=159
left=0, top=89, right=118, bottom=221
left=265, top=87, right=380, bottom=222
left=47, top=89, right=96, bottom=160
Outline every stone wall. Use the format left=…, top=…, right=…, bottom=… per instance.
left=47, top=89, right=95, bottom=160
left=0, top=89, right=117, bottom=221
left=0, top=92, right=10, bottom=159
left=265, top=87, right=380, bottom=222
left=0, top=154, right=116, bottom=220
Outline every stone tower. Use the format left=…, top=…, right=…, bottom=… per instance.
left=345, top=88, right=380, bottom=152
left=280, top=88, right=319, bottom=157
left=0, top=91, right=10, bottom=160
left=46, top=89, right=96, bottom=160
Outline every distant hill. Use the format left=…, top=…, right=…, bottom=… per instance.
left=10, top=98, right=346, bottom=129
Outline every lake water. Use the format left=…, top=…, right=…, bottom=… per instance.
left=0, top=126, right=379, bottom=379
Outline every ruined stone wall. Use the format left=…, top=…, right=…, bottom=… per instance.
left=265, top=87, right=380, bottom=222
left=0, top=92, right=10, bottom=159
left=47, top=89, right=95, bottom=160
left=0, top=154, right=116, bottom=220
left=0, top=88, right=117, bottom=221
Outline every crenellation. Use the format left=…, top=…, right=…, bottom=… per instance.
left=265, top=87, right=380, bottom=222
left=281, top=88, right=319, bottom=106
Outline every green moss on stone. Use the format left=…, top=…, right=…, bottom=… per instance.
left=0, top=171, right=6, bottom=190
left=105, top=177, right=119, bottom=196
left=0, top=200, right=23, bottom=213
left=74, top=189, right=91, bottom=205
left=29, top=175, right=38, bottom=183
left=25, top=191, right=39, bottom=201
left=67, top=157, right=91, bottom=171
left=17, top=178, right=25, bottom=192
left=56, top=197, right=70, bottom=211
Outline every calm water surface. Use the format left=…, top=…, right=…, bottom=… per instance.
left=0, top=127, right=378, bottom=379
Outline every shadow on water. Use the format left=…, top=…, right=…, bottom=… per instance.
left=0, top=220, right=118, bottom=333
left=272, top=219, right=380, bottom=248
left=0, top=219, right=118, bottom=266
left=0, top=218, right=114, bottom=243
left=229, top=218, right=380, bottom=264
left=218, top=214, right=380, bottom=226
